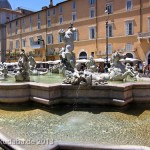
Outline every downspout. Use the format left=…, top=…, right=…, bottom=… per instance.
left=140, top=0, right=142, bottom=33
left=20, top=18, right=22, bottom=49
left=95, top=0, right=98, bottom=58
left=45, top=9, right=48, bottom=61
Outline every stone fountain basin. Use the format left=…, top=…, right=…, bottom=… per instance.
left=0, top=82, right=150, bottom=150
left=0, top=82, right=150, bottom=106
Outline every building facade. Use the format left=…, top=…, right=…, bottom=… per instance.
left=0, top=0, right=34, bottom=62
left=6, top=0, right=150, bottom=64
left=0, top=0, right=23, bottom=62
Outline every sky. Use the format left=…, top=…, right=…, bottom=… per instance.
left=9, top=0, right=65, bottom=11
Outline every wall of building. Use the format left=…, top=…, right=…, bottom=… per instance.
left=6, top=0, right=150, bottom=64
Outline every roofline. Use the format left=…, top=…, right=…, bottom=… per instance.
left=56, top=0, right=71, bottom=6
left=0, top=8, right=22, bottom=14
left=6, top=0, right=72, bottom=24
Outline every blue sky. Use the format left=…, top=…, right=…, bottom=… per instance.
left=9, top=0, right=65, bottom=11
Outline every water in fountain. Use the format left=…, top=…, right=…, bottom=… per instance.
left=73, top=84, right=81, bottom=110
left=0, top=103, right=150, bottom=150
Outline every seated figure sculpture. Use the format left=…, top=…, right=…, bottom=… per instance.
left=59, top=23, right=77, bottom=74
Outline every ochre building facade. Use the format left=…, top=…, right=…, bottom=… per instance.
left=6, top=0, right=150, bottom=64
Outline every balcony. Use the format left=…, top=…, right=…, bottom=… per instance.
left=31, top=40, right=45, bottom=49
left=138, top=32, right=150, bottom=39
left=46, top=51, right=59, bottom=56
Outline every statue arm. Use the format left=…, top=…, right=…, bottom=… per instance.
left=58, top=29, right=65, bottom=35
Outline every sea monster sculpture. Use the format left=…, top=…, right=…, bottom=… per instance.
left=15, top=49, right=35, bottom=81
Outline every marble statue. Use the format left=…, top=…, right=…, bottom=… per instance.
left=61, top=23, right=137, bottom=86
left=2, top=65, right=8, bottom=78
left=59, top=23, right=77, bottom=74
left=108, top=51, right=137, bottom=81
left=86, top=55, right=97, bottom=72
left=15, top=49, right=30, bottom=81
left=0, top=63, right=8, bottom=78
left=28, top=55, right=36, bottom=70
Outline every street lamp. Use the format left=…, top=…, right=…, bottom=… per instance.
left=104, top=6, right=109, bottom=73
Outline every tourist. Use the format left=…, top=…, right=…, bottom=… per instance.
left=97, top=63, right=103, bottom=73
left=134, top=64, right=139, bottom=72
left=142, top=62, right=146, bottom=75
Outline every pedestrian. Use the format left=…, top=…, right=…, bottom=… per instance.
left=142, top=62, right=146, bottom=75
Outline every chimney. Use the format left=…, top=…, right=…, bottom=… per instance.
left=49, top=0, right=53, bottom=7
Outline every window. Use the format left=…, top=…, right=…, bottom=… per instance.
left=53, top=8, right=56, bottom=15
left=125, top=43, right=132, bottom=52
left=59, top=5, right=63, bottom=13
left=16, top=20, right=18, bottom=26
left=91, top=52, right=94, bottom=57
left=22, top=18, right=24, bottom=24
left=9, top=23, right=12, bottom=35
left=30, top=25, right=32, bottom=32
left=15, top=14, right=18, bottom=19
left=47, top=9, right=50, bottom=17
left=106, top=3, right=113, bottom=14
left=73, top=31, right=78, bottom=41
left=89, top=26, right=96, bottom=39
left=9, top=41, right=13, bottom=50
left=37, top=21, right=41, bottom=30
left=29, top=24, right=32, bottom=32
left=29, top=37, right=34, bottom=46
left=148, top=17, right=150, bottom=32
left=9, top=23, right=11, bottom=29
left=126, top=0, right=132, bottom=11
left=37, top=13, right=40, bottom=20
left=90, top=8, right=95, bottom=18
left=9, top=30, right=12, bottom=36
left=79, top=51, right=87, bottom=59
left=47, top=34, right=53, bottom=44
left=47, top=19, right=51, bottom=27
left=22, top=18, right=25, bottom=33
left=72, top=12, right=76, bottom=22
left=72, top=1, right=76, bottom=10
left=15, top=28, right=18, bottom=34
left=125, top=21, right=133, bottom=35
left=58, top=34, right=63, bottom=43
left=22, top=39, right=26, bottom=47
left=108, top=24, right=113, bottom=37
left=16, top=40, right=19, bottom=49
left=59, top=16, right=63, bottom=24
left=108, top=44, right=112, bottom=54
left=30, top=16, right=32, bottom=31
left=89, top=0, right=96, bottom=5
left=29, top=16, right=32, bottom=22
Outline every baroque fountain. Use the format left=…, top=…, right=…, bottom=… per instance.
left=0, top=24, right=150, bottom=150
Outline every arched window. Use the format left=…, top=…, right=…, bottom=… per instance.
left=126, top=53, right=133, bottom=58
left=79, top=52, right=87, bottom=59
